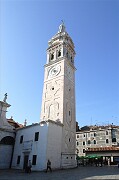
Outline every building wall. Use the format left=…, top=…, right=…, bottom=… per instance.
left=76, top=126, right=119, bottom=157
left=12, top=123, right=48, bottom=171
left=46, top=122, right=62, bottom=169
left=12, top=121, right=63, bottom=171
left=86, top=151, right=119, bottom=157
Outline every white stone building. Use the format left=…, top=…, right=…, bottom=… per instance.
left=12, top=120, right=63, bottom=170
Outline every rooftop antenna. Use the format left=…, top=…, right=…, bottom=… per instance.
left=90, top=116, right=92, bottom=125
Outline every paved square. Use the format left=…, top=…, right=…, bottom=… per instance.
left=0, top=166, right=119, bottom=180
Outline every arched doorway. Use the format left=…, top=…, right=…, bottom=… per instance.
left=0, top=136, right=15, bottom=145
left=0, top=136, right=15, bottom=169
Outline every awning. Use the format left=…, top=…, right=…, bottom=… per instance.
left=77, top=155, right=102, bottom=160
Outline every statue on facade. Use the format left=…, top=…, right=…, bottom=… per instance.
left=3, top=93, right=7, bottom=103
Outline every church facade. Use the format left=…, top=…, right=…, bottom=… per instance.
left=1, top=23, right=77, bottom=170
left=0, top=96, right=15, bottom=169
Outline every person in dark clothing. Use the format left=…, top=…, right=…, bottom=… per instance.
left=95, top=158, right=99, bottom=167
left=99, top=157, right=103, bottom=167
left=27, top=160, right=32, bottom=173
left=118, top=163, right=119, bottom=168
left=46, top=159, right=52, bottom=172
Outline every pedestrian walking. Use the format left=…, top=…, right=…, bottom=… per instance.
left=46, top=159, right=52, bottom=172
left=95, top=158, right=99, bottom=167
left=108, top=158, right=110, bottom=166
left=118, top=163, right=119, bottom=168
left=28, top=160, right=32, bottom=173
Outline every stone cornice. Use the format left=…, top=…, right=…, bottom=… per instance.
left=45, top=57, right=76, bottom=70
left=40, top=119, right=64, bottom=127
left=0, top=101, right=11, bottom=108
left=0, top=127, right=15, bottom=133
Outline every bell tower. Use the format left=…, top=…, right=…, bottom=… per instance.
left=40, top=23, right=76, bottom=168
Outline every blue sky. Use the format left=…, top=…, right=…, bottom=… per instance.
left=1, top=0, right=119, bottom=127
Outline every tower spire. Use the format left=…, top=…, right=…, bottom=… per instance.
left=58, top=20, right=66, bottom=33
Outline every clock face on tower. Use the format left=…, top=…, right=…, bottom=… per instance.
left=48, top=65, right=61, bottom=78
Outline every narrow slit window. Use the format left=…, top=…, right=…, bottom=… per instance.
left=35, top=132, right=39, bottom=141
left=20, top=135, right=23, bottom=144
left=17, top=156, right=21, bottom=164
left=32, top=155, right=37, bottom=165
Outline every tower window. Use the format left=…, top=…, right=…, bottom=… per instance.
left=58, top=50, right=61, bottom=57
left=66, top=52, right=68, bottom=58
left=52, top=87, right=54, bottom=90
left=94, top=140, right=96, bottom=144
left=69, top=111, right=70, bottom=116
left=69, top=138, right=71, bottom=142
left=51, top=53, right=54, bottom=60
left=71, top=56, right=73, bottom=63
left=77, top=142, right=79, bottom=146
left=88, top=140, right=91, bottom=144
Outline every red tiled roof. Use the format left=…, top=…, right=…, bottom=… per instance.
left=78, top=125, right=119, bottom=132
left=85, top=146, right=119, bottom=152
left=7, top=118, right=23, bottom=128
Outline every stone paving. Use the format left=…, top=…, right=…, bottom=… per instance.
left=0, top=166, right=119, bottom=180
